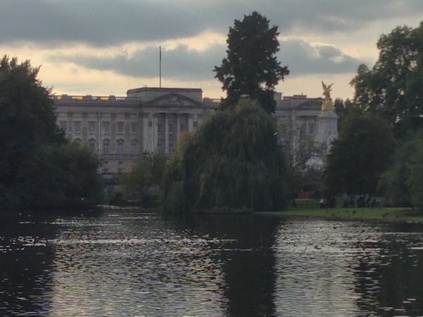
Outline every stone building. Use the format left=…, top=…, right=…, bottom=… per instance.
left=53, top=87, right=335, bottom=175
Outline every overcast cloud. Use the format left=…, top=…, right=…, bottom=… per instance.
left=1, top=0, right=422, bottom=98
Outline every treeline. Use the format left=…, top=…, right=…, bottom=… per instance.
left=326, top=21, right=423, bottom=209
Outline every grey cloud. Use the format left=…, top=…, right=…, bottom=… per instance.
left=279, top=40, right=363, bottom=76
left=49, top=39, right=360, bottom=82
left=49, top=44, right=226, bottom=81
left=0, top=0, right=205, bottom=46
left=1, top=0, right=422, bottom=47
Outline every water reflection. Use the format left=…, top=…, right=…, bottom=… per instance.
left=48, top=212, right=228, bottom=316
left=272, top=219, right=423, bottom=316
left=167, top=215, right=280, bottom=317
left=2, top=210, right=423, bottom=316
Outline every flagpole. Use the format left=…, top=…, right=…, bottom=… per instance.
left=159, top=46, right=162, bottom=88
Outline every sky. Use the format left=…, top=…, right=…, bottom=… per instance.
left=1, top=0, right=422, bottom=100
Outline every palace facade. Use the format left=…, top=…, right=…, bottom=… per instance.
left=53, top=87, right=329, bottom=175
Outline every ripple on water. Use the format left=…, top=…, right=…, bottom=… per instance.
left=2, top=212, right=423, bottom=316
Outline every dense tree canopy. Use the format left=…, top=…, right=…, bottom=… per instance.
left=162, top=99, right=288, bottom=213
left=379, top=131, right=423, bottom=210
left=324, top=112, right=396, bottom=195
left=214, top=12, right=289, bottom=113
left=351, top=22, right=423, bottom=136
left=0, top=56, right=103, bottom=211
left=119, top=153, right=167, bottom=206
left=408, top=136, right=423, bottom=210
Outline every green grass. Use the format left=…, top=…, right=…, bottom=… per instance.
left=258, top=199, right=423, bottom=223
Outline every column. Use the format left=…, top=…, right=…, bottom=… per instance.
left=153, top=114, right=158, bottom=153
left=142, top=114, right=149, bottom=153
left=164, top=113, right=169, bottom=154
left=176, top=113, right=181, bottom=140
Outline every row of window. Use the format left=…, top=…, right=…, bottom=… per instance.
left=60, top=120, right=198, bottom=135
left=74, top=138, right=138, bottom=155
left=59, top=121, right=138, bottom=135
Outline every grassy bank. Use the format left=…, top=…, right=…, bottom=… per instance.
left=258, top=199, right=423, bottom=223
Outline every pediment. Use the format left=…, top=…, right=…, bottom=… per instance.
left=146, top=92, right=202, bottom=107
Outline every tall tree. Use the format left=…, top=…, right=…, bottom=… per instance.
left=162, top=99, right=288, bottom=213
left=214, top=12, right=289, bottom=113
left=351, top=22, right=423, bottom=136
left=0, top=56, right=102, bottom=211
left=0, top=56, right=63, bottom=209
left=324, top=112, right=396, bottom=195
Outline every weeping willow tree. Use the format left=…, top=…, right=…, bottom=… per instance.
left=162, top=99, right=288, bottom=213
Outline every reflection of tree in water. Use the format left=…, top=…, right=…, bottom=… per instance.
left=350, top=224, right=423, bottom=316
left=167, top=214, right=281, bottom=317
left=221, top=216, right=280, bottom=317
left=0, top=216, right=56, bottom=316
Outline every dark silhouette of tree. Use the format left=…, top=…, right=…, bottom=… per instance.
left=214, top=12, right=289, bottom=113
left=324, top=112, right=396, bottom=195
left=119, top=153, right=167, bottom=206
left=162, top=99, right=288, bottom=213
left=351, top=22, right=423, bottom=137
left=380, top=131, right=423, bottom=210
left=0, top=56, right=102, bottom=211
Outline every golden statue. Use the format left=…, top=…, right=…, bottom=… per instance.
left=321, top=81, right=335, bottom=112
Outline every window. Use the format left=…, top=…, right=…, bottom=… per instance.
left=158, top=123, right=162, bottom=133
left=102, top=121, right=110, bottom=134
left=180, top=123, right=186, bottom=132
left=308, top=122, right=315, bottom=135
left=88, top=138, right=96, bottom=151
left=131, top=122, right=137, bottom=134
left=148, top=121, right=152, bottom=127
left=117, top=122, right=124, bottom=134
left=59, top=120, right=67, bottom=132
left=89, top=121, right=96, bottom=133
left=74, top=121, right=81, bottom=133
left=131, top=141, right=138, bottom=155
left=300, top=124, right=306, bottom=136
left=193, top=121, right=198, bottom=129
left=103, top=139, right=110, bottom=154
left=117, top=139, right=124, bottom=155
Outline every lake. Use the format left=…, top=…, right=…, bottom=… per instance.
left=1, top=207, right=423, bottom=316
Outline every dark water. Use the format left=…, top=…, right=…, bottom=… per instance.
left=1, top=208, right=423, bottom=317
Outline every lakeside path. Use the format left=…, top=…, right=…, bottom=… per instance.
left=256, top=207, right=423, bottom=224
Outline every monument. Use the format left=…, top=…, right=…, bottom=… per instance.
left=306, top=81, right=338, bottom=169
left=316, top=81, right=338, bottom=152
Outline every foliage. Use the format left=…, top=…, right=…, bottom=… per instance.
left=380, top=131, right=423, bottom=210
left=378, top=135, right=415, bottom=207
left=334, top=98, right=362, bottom=128
left=54, top=144, right=104, bottom=206
left=0, top=56, right=103, bottom=211
left=408, top=136, right=423, bottom=210
left=277, top=116, right=323, bottom=201
left=214, top=11, right=289, bottom=113
left=350, top=22, right=423, bottom=137
left=162, top=99, right=288, bottom=213
left=119, top=153, right=168, bottom=206
left=324, top=112, right=396, bottom=195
